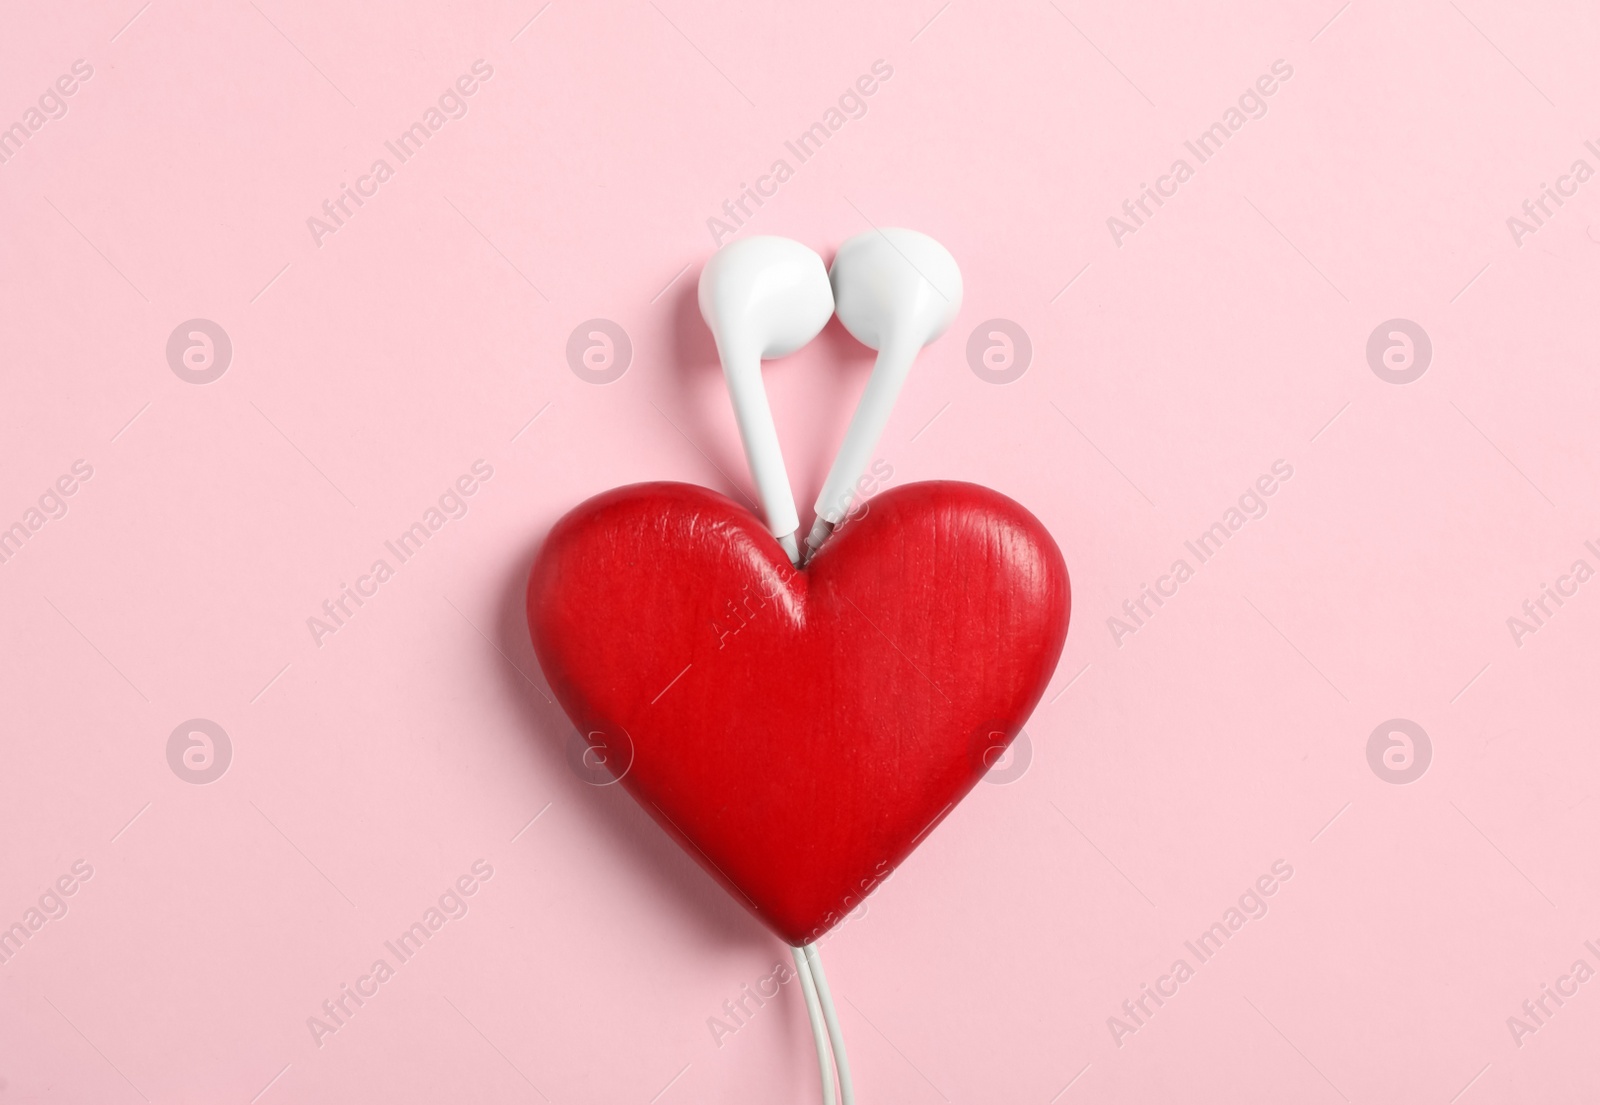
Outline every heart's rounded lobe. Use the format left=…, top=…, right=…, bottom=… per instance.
left=527, top=481, right=1069, bottom=945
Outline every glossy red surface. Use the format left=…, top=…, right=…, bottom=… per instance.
left=526, top=481, right=1070, bottom=945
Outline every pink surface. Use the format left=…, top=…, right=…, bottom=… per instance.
left=2, top=1, right=1598, bottom=1102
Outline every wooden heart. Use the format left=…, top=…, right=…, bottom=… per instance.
left=527, top=480, right=1069, bottom=944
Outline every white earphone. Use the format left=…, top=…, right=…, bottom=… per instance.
left=697, top=236, right=835, bottom=564
left=806, top=228, right=962, bottom=557
left=698, top=228, right=962, bottom=566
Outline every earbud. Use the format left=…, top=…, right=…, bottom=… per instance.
left=698, top=236, right=835, bottom=564
left=803, top=229, right=962, bottom=559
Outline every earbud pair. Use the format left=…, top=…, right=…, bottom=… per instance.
left=698, top=230, right=963, bottom=565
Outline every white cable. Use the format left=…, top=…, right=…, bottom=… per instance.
left=802, top=943, right=855, bottom=1104
left=792, top=945, right=837, bottom=1105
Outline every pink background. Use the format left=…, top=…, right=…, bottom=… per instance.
left=3, top=1, right=1599, bottom=1101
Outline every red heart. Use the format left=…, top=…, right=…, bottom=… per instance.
left=526, top=480, right=1070, bottom=945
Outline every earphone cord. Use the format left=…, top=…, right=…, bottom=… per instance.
left=791, top=943, right=855, bottom=1104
